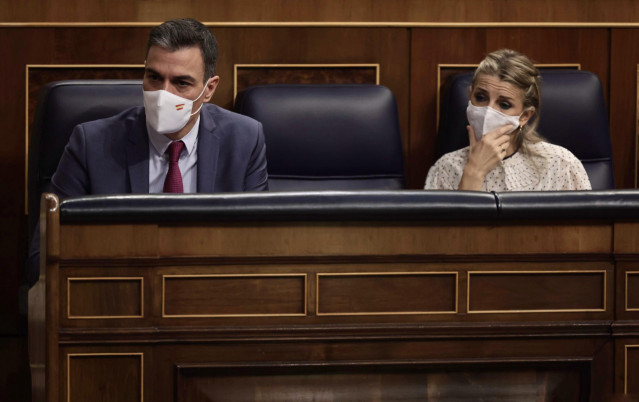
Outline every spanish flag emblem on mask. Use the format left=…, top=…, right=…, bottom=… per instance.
left=175, top=104, right=185, bottom=111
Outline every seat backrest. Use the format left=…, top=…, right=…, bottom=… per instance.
left=28, top=80, right=143, bottom=235
left=234, top=84, right=405, bottom=191
left=435, top=70, right=614, bottom=189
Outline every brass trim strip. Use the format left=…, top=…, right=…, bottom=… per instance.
left=24, top=64, right=145, bottom=214
left=626, top=271, right=639, bottom=311
left=316, top=271, right=458, bottom=316
left=233, top=63, right=380, bottom=100
left=162, top=273, right=308, bottom=318
left=467, top=270, right=607, bottom=314
left=67, top=352, right=144, bottom=402
left=435, top=63, right=581, bottom=133
left=625, top=344, right=639, bottom=394
left=6, top=22, right=639, bottom=28
left=67, top=277, right=144, bottom=319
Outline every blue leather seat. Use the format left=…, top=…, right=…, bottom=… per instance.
left=234, top=84, right=406, bottom=191
left=28, top=80, right=143, bottom=236
left=436, top=70, right=614, bottom=189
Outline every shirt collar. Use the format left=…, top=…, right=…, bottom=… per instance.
left=147, top=116, right=200, bottom=157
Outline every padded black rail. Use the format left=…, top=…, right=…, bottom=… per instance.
left=58, top=190, right=639, bottom=223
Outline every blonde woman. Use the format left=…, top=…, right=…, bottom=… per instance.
left=425, top=49, right=591, bottom=191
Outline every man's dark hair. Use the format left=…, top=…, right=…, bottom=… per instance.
left=146, top=18, right=218, bottom=81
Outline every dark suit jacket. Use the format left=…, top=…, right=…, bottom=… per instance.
left=51, top=103, right=268, bottom=196
left=28, top=103, right=268, bottom=286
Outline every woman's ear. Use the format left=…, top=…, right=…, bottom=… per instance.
left=519, top=107, right=535, bottom=127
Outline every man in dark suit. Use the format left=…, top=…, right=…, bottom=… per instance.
left=52, top=18, right=268, bottom=196
left=27, top=18, right=268, bottom=285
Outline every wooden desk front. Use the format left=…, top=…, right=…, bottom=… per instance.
left=29, top=193, right=639, bottom=401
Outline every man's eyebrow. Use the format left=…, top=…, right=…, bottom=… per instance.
left=173, top=74, right=196, bottom=82
left=144, top=67, right=161, bottom=76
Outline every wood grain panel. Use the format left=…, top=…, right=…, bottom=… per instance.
left=410, top=27, right=609, bottom=189
left=611, top=29, right=639, bottom=189
left=60, top=225, right=158, bottom=258
left=4, top=0, right=639, bottom=23
left=316, top=273, right=456, bottom=315
left=67, top=278, right=143, bottom=318
left=614, top=223, right=639, bottom=254
left=162, top=274, right=306, bottom=317
left=627, top=272, right=639, bottom=311
left=158, top=223, right=611, bottom=257
left=234, top=64, right=378, bottom=98
left=468, top=271, right=606, bottom=313
left=176, top=360, right=586, bottom=402
left=67, top=353, right=142, bottom=402
left=626, top=345, right=639, bottom=394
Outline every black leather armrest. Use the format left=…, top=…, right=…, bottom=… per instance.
left=496, top=190, right=639, bottom=220
left=59, top=191, right=499, bottom=223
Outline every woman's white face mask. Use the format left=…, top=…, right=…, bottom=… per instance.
left=143, top=81, right=209, bottom=135
left=466, top=101, right=522, bottom=141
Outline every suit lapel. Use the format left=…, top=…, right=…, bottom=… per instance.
left=196, top=105, right=220, bottom=193
left=126, top=112, right=150, bottom=193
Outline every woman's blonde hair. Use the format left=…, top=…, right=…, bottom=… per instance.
left=472, top=49, right=544, bottom=156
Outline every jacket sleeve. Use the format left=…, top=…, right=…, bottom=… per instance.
left=50, top=124, right=91, bottom=197
left=243, top=121, right=269, bottom=191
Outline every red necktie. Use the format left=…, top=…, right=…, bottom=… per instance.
left=163, top=141, right=185, bottom=193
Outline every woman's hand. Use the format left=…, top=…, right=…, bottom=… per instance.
left=458, top=124, right=513, bottom=190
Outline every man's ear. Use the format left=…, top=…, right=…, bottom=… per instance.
left=520, top=107, right=535, bottom=127
left=203, top=76, right=220, bottom=102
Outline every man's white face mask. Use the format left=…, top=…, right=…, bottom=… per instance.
left=466, top=100, right=522, bottom=141
left=144, top=80, right=209, bottom=135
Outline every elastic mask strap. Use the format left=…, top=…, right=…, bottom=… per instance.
left=190, top=79, right=211, bottom=116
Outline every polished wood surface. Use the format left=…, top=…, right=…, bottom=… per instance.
left=4, top=0, right=639, bottom=23
left=28, top=194, right=639, bottom=400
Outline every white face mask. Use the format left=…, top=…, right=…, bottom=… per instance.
left=144, top=81, right=209, bottom=135
left=466, top=101, right=522, bottom=141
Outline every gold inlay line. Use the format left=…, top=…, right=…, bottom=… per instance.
left=626, top=271, right=639, bottom=311
left=625, top=344, right=639, bottom=394
left=162, top=273, right=308, bottom=318
left=67, top=352, right=143, bottom=402
left=467, top=270, right=607, bottom=314
left=316, top=271, right=458, bottom=316
left=67, top=277, right=144, bottom=319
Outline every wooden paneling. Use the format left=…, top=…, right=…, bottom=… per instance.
left=155, top=223, right=611, bottom=258
left=628, top=272, right=639, bottom=311
left=617, top=339, right=639, bottom=395
left=614, top=222, right=639, bottom=254
left=66, top=354, right=143, bottom=402
left=162, top=274, right=306, bottom=317
left=60, top=225, right=158, bottom=258
left=4, top=1, right=639, bottom=23
left=468, top=271, right=606, bottom=313
left=67, top=278, right=143, bottom=319
left=234, top=64, right=378, bottom=98
left=610, top=29, right=639, bottom=189
left=316, top=273, right=457, bottom=315
left=176, top=361, right=587, bottom=402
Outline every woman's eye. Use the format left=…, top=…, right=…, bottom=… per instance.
left=473, top=93, right=487, bottom=102
left=499, top=102, right=512, bottom=110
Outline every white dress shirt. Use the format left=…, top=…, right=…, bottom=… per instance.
left=147, top=116, right=200, bottom=193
